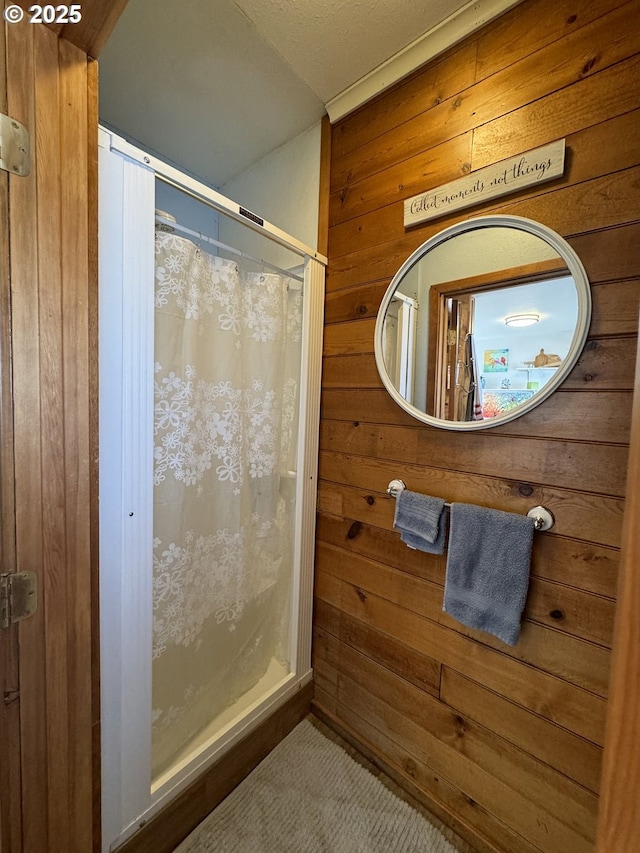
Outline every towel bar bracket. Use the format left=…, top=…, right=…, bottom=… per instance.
left=385, top=480, right=555, bottom=531
left=386, top=479, right=406, bottom=498
left=527, top=505, right=554, bottom=531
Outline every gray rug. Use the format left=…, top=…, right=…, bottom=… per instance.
left=175, top=718, right=458, bottom=852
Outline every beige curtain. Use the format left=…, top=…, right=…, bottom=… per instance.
left=151, top=231, right=302, bottom=779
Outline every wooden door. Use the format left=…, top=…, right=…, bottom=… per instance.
left=0, top=21, right=22, bottom=852
left=451, top=295, right=473, bottom=421
left=434, top=293, right=473, bottom=421
left=0, top=19, right=100, bottom=853
left=0, top=6, right=135, bottom=851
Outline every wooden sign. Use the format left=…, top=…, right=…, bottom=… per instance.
left=404, top=139, right=566, bottom=227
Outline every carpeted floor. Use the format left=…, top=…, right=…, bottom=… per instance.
left=174, top=718, right=459, bottom=852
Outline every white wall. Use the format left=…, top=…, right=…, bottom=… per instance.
left=155, top=180, right=220, bottom=239
left=153, top=118, right=322, bottom=273
left=219, top=122, right=322, bottom=269
left=152, top=121, right=322, bottom=276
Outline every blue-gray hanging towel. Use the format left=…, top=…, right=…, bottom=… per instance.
left=393, top=490, right=447, bottom=555
left=444, top=503, right=535, bottom=645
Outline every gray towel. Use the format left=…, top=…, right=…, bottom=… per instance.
left=400, top=512, right=448, bottom=554
left=444, top=503, right=535, bottom=646
left=393, top=490, right=447, bottom=555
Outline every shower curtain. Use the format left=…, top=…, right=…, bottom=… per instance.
left=151, top=231, right=302, bottom=778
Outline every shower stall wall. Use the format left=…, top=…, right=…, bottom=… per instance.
left=98, top=129, right=326, bottom=852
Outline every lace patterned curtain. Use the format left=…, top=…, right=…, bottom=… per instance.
left=152, top=231, right=302, bottom=778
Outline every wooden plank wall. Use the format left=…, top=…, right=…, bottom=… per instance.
left=313, top=0, right=640, bottom=851
left=3, top=21, right=97, bottom=853
left=0, top=20, right=22, bottom=853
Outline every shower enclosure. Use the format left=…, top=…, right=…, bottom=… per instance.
left=98, top=129, right=325, bottom=851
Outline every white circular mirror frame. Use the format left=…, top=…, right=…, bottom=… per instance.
left=373, top=215, right=592, bottom=431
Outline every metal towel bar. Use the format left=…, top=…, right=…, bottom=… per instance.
left=386, top=479, right=554, bottom=531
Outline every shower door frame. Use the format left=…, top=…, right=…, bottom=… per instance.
left=98, top=128, right=326, bottom=852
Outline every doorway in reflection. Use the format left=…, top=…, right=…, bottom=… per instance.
left=429, top=264, right=578, bottom=421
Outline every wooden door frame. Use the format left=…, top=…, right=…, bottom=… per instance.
left=43, top=0, right=130, bottom=57
left=595, top=323, right=640, bottom=850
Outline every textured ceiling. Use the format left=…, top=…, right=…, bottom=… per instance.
left=99, top=0, right=515, bottom=188
left=231, top=0, right=470, bottom=104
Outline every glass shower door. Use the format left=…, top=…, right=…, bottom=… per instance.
left=99, top=129, right=324, bottom=851
left=151, top=226, right=303, bottom=783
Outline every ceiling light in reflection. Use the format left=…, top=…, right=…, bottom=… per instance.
left=505, top=313, right=539, bottom=327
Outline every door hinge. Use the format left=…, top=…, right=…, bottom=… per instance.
left=0, top=113, right=30, bottom=177
left=447, top=329, right=457, bottom=346
left=0, top=572, right=38, bottom=628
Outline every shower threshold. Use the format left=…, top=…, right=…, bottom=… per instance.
left=152, top=657, right=291, bottom=792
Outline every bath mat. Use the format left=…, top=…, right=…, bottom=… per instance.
left=174, top=718, right=458, bottom=852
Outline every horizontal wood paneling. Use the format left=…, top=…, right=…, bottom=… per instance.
left=439, top=668, right=603, bottom=793
left=314, top=701, right=542, bottom=853
left=316, top=514, right=620, bottom=599
left=332, top=40, right=478, bottom=161
left=319, top=423, right=628, bottom=496
left=330, top=1, right=639, bottom=193
left=329, top=133, right=474, bottom=228
left=315, top=570, right=607, bottom=743
left=315, top=633, right=598, bottom=849
left=325, top=276, right=639, bottom=332
left=316, top=665, right=595, bottom=853
left=326, top=217, right=640, bottom=296
left=331, top=106, right=640, bottom=228
left=570, top=223, right=640, bottom=283
left=323, top=334, right=637, bottom=389
left=317, top=475, right=624, bottom=551
left=329, top=168, right=640, bottom=260
left=315, top=0, right=640, bottom=850
left=318, top=530, right=616, bottom=648
left=316, top=541, right=611, bottom=696
left=526, top=577, right=615, bottom=646
left=331, top=0, right=633, bottom=163
left=470, top=68, right=640, bottom=171
left=479, top=0, right=633, bottom=71
left=321, top=389, right=633, bottom=443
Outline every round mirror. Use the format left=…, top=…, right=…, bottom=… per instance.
left=374, top=215, right=591, bottom=430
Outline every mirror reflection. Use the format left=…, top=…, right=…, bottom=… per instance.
left=376, top=218, right=590, bottom=430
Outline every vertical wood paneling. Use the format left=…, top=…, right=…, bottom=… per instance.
left=59, top=37, right=94, bottom=852
left=86, top=54, right=102, bottom=853
left=315, top=0, right=640, bottom=850
left=7, top=21, right=49, bottom=851
left=35, top=25, right=70, bottom=847
left=317, top=115, right=332, bottom=257
left=0, top=22, right=22, bottom=853
left=4, top=20, right=97, bottom=853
